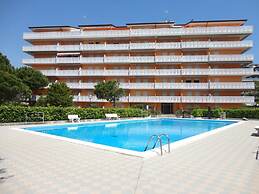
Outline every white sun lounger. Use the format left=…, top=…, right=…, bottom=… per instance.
left=68, top=115, right=80, bottom=123
left=254, top=126, right=259, bottom=135
left=105, top=113, right=119, bottom=120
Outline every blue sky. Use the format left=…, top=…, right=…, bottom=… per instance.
left=0, top=0, right=258, bottom=67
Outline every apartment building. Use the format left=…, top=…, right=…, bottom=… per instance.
left=23, top=19, right=255, bottom=113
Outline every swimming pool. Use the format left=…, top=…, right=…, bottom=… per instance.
left=24, top=118, right=235, bottom=152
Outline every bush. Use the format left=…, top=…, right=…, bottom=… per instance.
left=191, top=109, right=204, bottom=117
left=175, top=109, right=183, bottom=117
left=191, top=108, right=223, bottom=118
left=224, top=108, right=259, bottom=119
left=0, top=105, right=150, bottom=123
left=191, top=108, right=259, bottom=119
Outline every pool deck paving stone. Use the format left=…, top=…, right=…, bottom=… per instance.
left=0, top=120, right=259, bottom=194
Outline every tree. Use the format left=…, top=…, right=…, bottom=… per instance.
left=44, top=82, right=73, bottom=107
left=244, top=81, right=259, bottom=104
left=15, top=67, right=49, bottom=91
left=35, top=96, right=47, bottom=107
left=94, top=80, right=125, bottom=107
left=0, top=53, right=14, bottom=74
left=0, top=70, right=31, bottom=103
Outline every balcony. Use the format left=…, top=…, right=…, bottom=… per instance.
left=155, top=83, right=209, bottom=89
left=23, top=40, right=253, bottom=52
left=23, top=45, right=57, bottom=52
left=23, top=26, right=253, bottom=40
left=73, top=95, right=254, bottom=103
left=64, top=82, right=254, bottom=90
left=181, top=96, right=254, bottom=103
left=41, top=69, right=79, bottom=76
left=67, top=82, right=95, bottom=89
left=130, top=69, right=182, bottom=76
left=58, top=45, right=80, bottom=51
left=209, top=82, right=255, bottom=89
left=74, top=95, right=129, bottom=102
left=181, top=41, right=253, bottom=49
left=128, top=96, right=182, bottom=103
left=209, top=55, right=254, bottom=62
left=81, top=57, right=104, bottom=64
left=204, top=68, right=254, bottom=76
left=23, top=54, right=253, bottom=65
left=39, top=68, right=254, bottom=77
left=81, top=69, right=129, bottom=76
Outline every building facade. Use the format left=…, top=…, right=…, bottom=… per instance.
left=23, top=19, right=255, bottom=113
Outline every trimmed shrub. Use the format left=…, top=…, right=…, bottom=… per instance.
left=191, top=108, right=259, bottom=119
left=224, top=108, right=259, bottom=119
left=0, top=105, right=150, bottom=123
left=191, top=109, right=204, bottom=117
left=191, top=108, right=223, bottom=118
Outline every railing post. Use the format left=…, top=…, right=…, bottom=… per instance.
left=159, top=138, right=163, bottom=156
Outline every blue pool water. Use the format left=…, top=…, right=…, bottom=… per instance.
left=24, top=118, right=235, bottom=152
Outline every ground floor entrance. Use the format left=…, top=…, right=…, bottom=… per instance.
left=161, top=103, right=173, bottom=114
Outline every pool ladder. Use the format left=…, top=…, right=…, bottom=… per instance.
left=144, top=134, right=171, bottom=156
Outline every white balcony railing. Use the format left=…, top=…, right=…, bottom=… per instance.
left=23, top=45, right=57, bottom=52
left=63, top=82, right=254, bottom=90
left=209, top=55, right=254, bottom=62
left=67, top=82, right=96, bottom=89
left=58, top=45, right=80, bottom=51
left=23, top=54, right=253, bottom=65
left=23, top=26, right=253, bottom=40
left=210, top=82, right=255, bottom=89
left=73, top=95, right=254, bottom=103
left=155, top=83, right=209, bottom=89
left=23, top=40, right=253, bottom=52
left=81, top=69, right=129, bottom=76
left=73, top=95, right=129, bottom=102
left=39, top=68, right=255, bottom=77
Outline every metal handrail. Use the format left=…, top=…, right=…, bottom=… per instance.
left=158, top=134, right=171, bottom=153
left=144, top=135, right=159, bottom=151
left=144, top=134, right=171, bottom=155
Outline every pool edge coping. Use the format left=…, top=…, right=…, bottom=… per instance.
left=11, top=117, right=243, bottom=159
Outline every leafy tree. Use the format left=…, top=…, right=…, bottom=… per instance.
left=45, top=82, right=73, bottom=107
left=0, top=70, right=31, bottom=103
left=244, top=81, right=259, bottom=104
left=94, top=80, right=125, bottom=107
left=15, top=67, right=49, bottom=90
left=0, top=53, right=14, bottom=74
left=35, top=96, right=47, bottom=107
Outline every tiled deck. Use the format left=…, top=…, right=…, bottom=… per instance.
left=0, top=120, right=259, bottom=194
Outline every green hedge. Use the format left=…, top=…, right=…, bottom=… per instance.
left=224, top=109, right=259, bottom=119
left=191, top=108, right=259, bottom=119
left=0, top=105, right=150, bottom=123
left=191, top=108, right=223, bottom=118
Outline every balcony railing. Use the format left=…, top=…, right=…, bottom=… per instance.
left=23, top=41, right=253, bottom=52
left=81, top=69, right=129, bottom=76
left=155, top=83, right=209, bottom=89
left=23, top=26, right=253, bottom=40
left=23, top=54, right=254, bottom=65
left=209, top=55, right=254, bottom=62
left=73, top=95, right=254, bottom=103
left=209, top=82, right=255, bottom=89
left=40, top=68, right=254, bottom=77
left=181, top=96, right=254, bottom=103
left=65, top=82, right=254, bottom=90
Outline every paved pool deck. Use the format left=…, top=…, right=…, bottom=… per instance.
left=0, top=120, right=259, bottom=194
